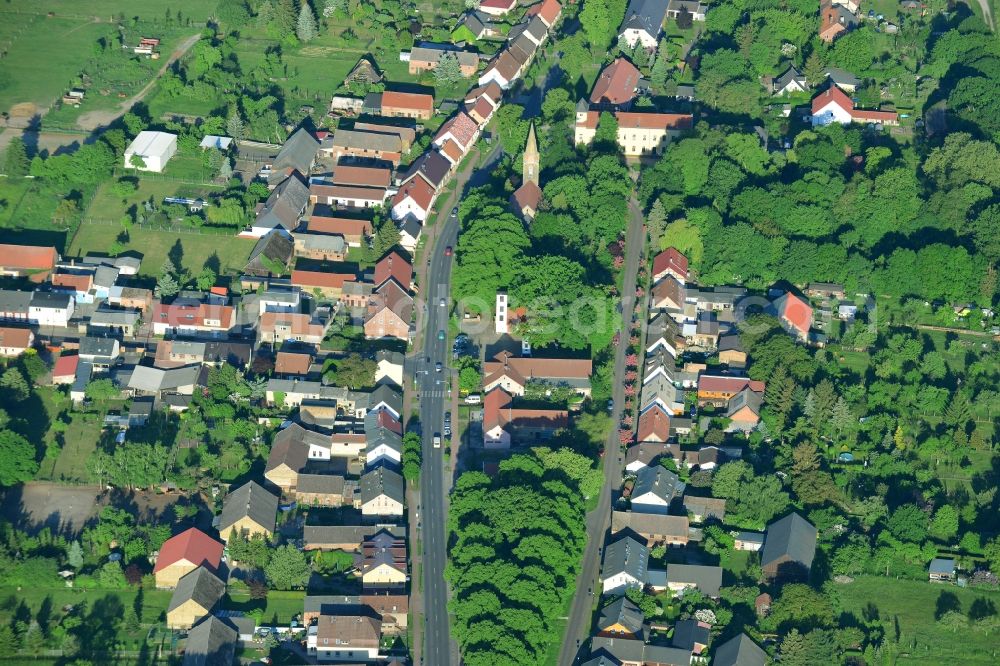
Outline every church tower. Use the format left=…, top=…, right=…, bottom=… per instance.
left=523, top=121, right=539, bottom=187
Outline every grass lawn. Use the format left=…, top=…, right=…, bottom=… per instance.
left=70, top=221, right=256, bottom=278
left=39, top=412, right=104, bottom=482
left=0, top=177, right=73, bottom=248
left=837, top=576, right=1000, bottom=664
left=224, top=590, right=305, bottom=625
left=660, top=217, right=704, bottom=266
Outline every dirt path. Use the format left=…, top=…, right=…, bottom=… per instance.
left=76, top=32, right=202, bottom=131
left=978, top=0, right=995, bottom=30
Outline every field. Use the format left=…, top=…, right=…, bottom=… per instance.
left=837, top=576, right=1000, bottom=664
left=0, top=177, right=70, bottom=246
left=37, top=412, right=104, bottom=483
left=70, top=220, right=256, bottom=279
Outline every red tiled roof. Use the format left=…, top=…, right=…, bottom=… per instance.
left=614, top=112, right=694, bottom=130
left=526, top=0, right=562, bottom=25
left=291, top=270, right=356, bottom=290
left=374, top=251, right=413, bottom=290
left=467, top=96, right=496, bottom=123
left=373, top=410, right=403, bottom=435
left=381, top=91, right=434, bottom=115
left=261, top=312, right=326, bottom=338
left=152, top=302, right=235, bottom=329
left=483, top=386, right=569, bottom=431
left=153, top=527, right=223, bottom=573
left=480, top=0, right=517, bottom=9
left=577, top=110, right=599, bottom=130
left=0, top=327, right=32, bottom=350
left=811, top=85, right=853, bottom=115
left=698, top=375, right=766, bottom=394
left=511, top=181, right=542, bottom=213
left=775, top=292, right=812, bottom=335
left=53, top=353, right=79, bottom=378
left=637, top=403, right=670, bottom=442
left=590, top=57, right=641, bottom=106
left=52, top=273, right=93, bottom=293
left=435, top=112, right=479, bottom=149
left=653, top=247, right=689, bottom=281
left=275, top=351, right=312, bottom=375
left=851, top=109, right=899, bottom=122
left=391, top=174, right=436, bottom=211
left=330, top=164, right=392, bottom=188
left=310, top=184, right=387, bottom=203
left=307, top=216, right=373, bottom=237
left=0, top=244, right=57, bottom=271
left=439, top=139, right=464, bottom=163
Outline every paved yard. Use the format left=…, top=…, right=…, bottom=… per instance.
left=0, top=482, right=103, bottom=536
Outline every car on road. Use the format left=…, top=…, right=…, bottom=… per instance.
left=444, top=245, right=452, bottom=256
left=439, top=297, right=447, bottom=307
left=607, top=399, right=614, bottom=412
left=451, top=207, right=458, bottom=216
left=438, top=330, right=445, bottom=340
left=465, top=393, right=482, bottom=404
left=435, top=362, right=442, bottom=372
left=433, top=434, right=441, bottom=448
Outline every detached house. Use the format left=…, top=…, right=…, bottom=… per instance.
left=601, top=535, right=649, bottom=595
left=727, top=386, right=763, bottom=431
left=597, top=596, right=645, bottom=638
left=166, top=566, right=226, bottom=629
left=265, top=422, right=337, bottom=493
left=652, top=247, right=689, bottom=284
left=154, top=528, right=224, bottom=589
left=590, top=57, right=642, bottom=110
left=811, top=84, right=899, bottom=126
left=761, top=512, right=817, bottom=581
left=819, top=0, right=857, bottom=42
left=182, top=616, right=238, bottom=666
left=218, top=481, right=278, bottom=543
left=772, top=64, right=809, bottom=95
left=0, top=327, right=33, bottom=357
left=769, top=291, right=813, bottom=341
left=482, top=387, right=569, bottom=448
left=630, top=465, right=686, bottom=515
left=664, top=563, right=722, bottom=598
left=619, top=0, right=670, bottom=49
left=713, top=633, right=768, bottom=666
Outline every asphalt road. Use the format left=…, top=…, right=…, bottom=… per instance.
left=418, top=206, right=461, bottom=666
left=557, top=195, right=647, bottom=665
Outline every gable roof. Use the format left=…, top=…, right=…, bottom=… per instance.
left=620, top=0, right=670, bottom=37
left=527, top=0, right=562, bottom=25
left=154, top=528, right=224, bottom=574
left=392, top=173, right=437, bottom=211
left=360, top=466, right=405, bottom=505
left=698, top=375, right=765, bottom=394
left=219, top=481, right=278, bottom=535
left=331, top=129, right=403, bottom=154
left=611, top=510, right=688, bottom=539
left=0, top=244, right=58, bottom=271
left=772, top=291, right=813, bottom=335
left=602, top=535, right=648, bottom=581
left=168, top=566, right=226, bottom=614
left=653, top=247, right=689, bottom=280
left=275, top=351, right=312, bottom=376
left=266, top=422, right=330, bottom=474
left=291, top=269, right=356, bottom=290
left=615, top=111, right=693, bottom=131
left=774, top=64, right=806, bottom=91
left=591, top=57, right=641, bottom=106
left=624, top=441, right=679, bottom=469
left=307, top=214, right=373, bottom=237
left=435, top=112, right=479, bottom=150
left=598, top=596, right=645, bottom=634
left=511, top=181, right=542, bottom=214
left=401, top=149, right=452, bottom=190
left=633, top=465, right=686, bottom=504
left=273, top=128, right=320, bottom=176
left=256, top=174, right=310, bottom=232
left=0, top=326, right=32, bottom=349
left=665, top=563, right=722, bottom=596
left=128, top=363, right=201, bottom=392
left=182, top=616, right=237, bottom=666
left=761, top=512, right=817, bottom=572
left=246, top=229, right=294, bottom=274
left=381, top=90, right=434, bottom=116
left=637, top=403, right=671, bottom=442
left=330, top=164, right=393, bottom=188
left=727, top=387, right=763, bottom=418
left=374, top=251, right=412, bottom=290
left=713, top=633, right=767, bottom=666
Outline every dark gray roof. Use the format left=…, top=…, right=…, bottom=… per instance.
left=168, top=566, right=226, bottom=614
left=219, top=481, right=278, bottom=535
left=0, top=289, right=31, bottom=314
left=245, top=230, right=294, bottom=274
left=632, top=465, right=685, bottom=504
left=90, top=308, right=140, bottom=327
left=368, top=384, right=402, bottom=414
left=296, top=473, right=346, bottom=495
left=727, top=387, right=763, bottom=418
left=736, top=531, right=764, bottom=544
left=399, top=216, right=422, bottom=238
left=620, top=0, right=670, bottom=36
left=403, top=149, right=452, bottom=190
left=929, top=557, right=955, bottom=574
left=761, top=512, right=817, bottom=572
left=718, top=333, right=743, bottom=353
left=366, top=429, right=403, bottom=456
left=773, top=65, right=805, bottom=91
left=256, top=175, right=309, bottom=232
left=332, top=129, right=402, bottom=153
left=665, top=563, right=722, bottom=597
left=713, top=633, right=767, bottom=666
left=360, top=466, right=405, bottom=505
left=825, top=67, right=860, bottom=87
left=273, top=128, right=320, bottom=176
left=597, top=596, right=644, bottom=635
left=29, top=291, right=71, bottom=309
left=591, top=637, right=691, bottom=666
left=580, top=655, right=620, bottom=666
left=304, top=524, right=405, bottom=547
left=79, top=336, right=118, bottom=358
left=672, top=618, right=710, bottom=650
left=602, top=535, right=648, bottom=581
left=182, top=616, right=237, bottom=666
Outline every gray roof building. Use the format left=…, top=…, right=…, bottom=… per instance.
left=182, top=615, right=237, bottom=666
left=168, top=566, right=226, bottom=615
left=713, top=633, right=767, bottom=666
left=293, top=232, right=347, bottom=255
left=665, top=563, right=722, bottom=597
left=672, top=618, right=710, bottom=651
left=360, top=466, right=405, bottom=506
left=273, top=127, right=320, bottom=177
left=402, top=149, right=452, bottom=190
left=761, top=512, right=817, bottom=580
left=29, top=291, right=72, bottom=310
left=128, top=363, right=201, bottom=393
left=245, top=229, right=294, bottom=277
left=597, top=596, right=645, bottom=636
left=255, top=174, right=310, bottom=233
left=602, top=535, right=648, bottom=585
left=79, top=336, right=119, bottom=361
left=368, top=384, right=402, bottom=416
left=620, top=0, right=670, bottom=38
left=331, top=129, right=403, bottom=154
left=0, top=289, right=31, bottom=317
left=218, top=481, right=278, bottom=536
left=590, top=637, right=690, bottom=666
left=632, top=465, right=686, bottom=508
left=90, top=308, right=141, bottom=328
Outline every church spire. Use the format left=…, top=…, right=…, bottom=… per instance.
left=523, top=121, right=539, bottom=187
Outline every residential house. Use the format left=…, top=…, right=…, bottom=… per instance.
left=682, top=494, right=726, bottom=523
left=365, top=430, right=403, bottom=469
left=727, top=387, right=763, bottom=432
left=271, top=127, right=320, bottom=180
left=274, top=351, right=312, bottom=378
left=482, top=387, right=569, bottom=448
left=652, top=247, right=689, bottom=284
left=52, top=354, right=79, bottom=385
left=244, top=230, right=294, bottom=277
left=259, top=311, right=329, bottom=346
left=153, top=340, right=251, bottom=369
left=824, top=67, right=860, bottom=92
left=697, top=375, right=765, bottom=407
left=588, top=638, right=692, bottom=666
left=376, top=90, right=435, bottom=120
left=296, top=474, right=354, bottom=507
left=601, top=535, right=649, bottom=595
left=646, top=312, right=685, bottom=357
left=713, top=633, right=767, bottom=666
left=291, top=270, right=356, bottom=300
left=929, top=557, right=956, bottom=582
left=182, top=616, right=237, bottom=666
left=527, top=0, right=563, bottom=27
left=454, top=11, right=498, bottom=41
left=819, top=0, right=857, bottom=42
left=611, top=510, right=689, bottom=546
left=364, top=280, right=413, bottom=341
left=0, top=290, right=31, bottom=322
left=513, top=15, right=550, bottom=47
left=127, top=363, right=200, bottom=398
left=717, top=333, right=746, bottom=366
left=624, top=442, right=680, bottom=473
left=0, top=244, right=58, bottom=282
left=330, top=164, right=392, bottom=189
left=400, top=149, right=453, bottom=193
left=309, top=183, right=387, bottom=209
left=770, top=291, right=813, bottom=340
left=597, top=596, right=645, bottom=638
left=368, top=384, right=403, bottom=419
left=636, top=403, right=671, bottom=443
left=390, top=172, right=437, bottom=222
left=665, top=563, right=722, bottom=598
left=651, top=275, right=685, bottom=312
left=292, top=232, right=347, bottom=261
left=619, top=0, right=670, bottom=48
left=52, top=271, right=95, bottom=303
left=665, top=0, right=707, bottom=20
left=631, top=465, right=685, bottom=515
left=772, top=64, right=809, bottom=95
left=0, top=327, right=33, bottom=356
left=640, top=372, right=685, bottom=415
left=152, top=301, right=235, bottom=338
left=361, top=530, right=407, bottom=588
left=108, top=285, right=153, bottom=313
left=265, top=422, right=337, bottom=493
left=218, top=481, right=278, bottom=543
left=479, top=0, right=517, bottom=15
left=89, top=308, right=141, bottom=337
left=308, top=613, right=382, bottom=662
left=29, top=292, right=74, bottom=327
left=154, top=528, right=224, bottom=589
left=78, top=336, right=120, bottom=368
left=575, top=108, right=693, bottom=156
left=360, top=466, right=405, bottom=517
left=303, top=525, right=406, bottom=552
left=812, top=84, right=900, bottom=126
left=375, top=350, right=405, bottom=387
left=409, top=46, right=480, bottom=77
left=306, top=213, right=373, bottom=247
left=433, top=111, right=480, bottom=163
left=328, top=129, right=403, bottom=165
left=366, top=408, right=403, bottom=438
left=761, top=512, right=817, bottom=581
left=166, top=567, right=226, bottom=629
left=734, top=531, right=765, bottom=551
left=247, top=174, right=310, bottom=238
left=591, top=57, right=642, bottom=109
left=477, top=48, right=524, bottom=90
left=482, top=350, right=593, bottom=397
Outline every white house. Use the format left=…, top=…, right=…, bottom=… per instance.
left=630, top=465, right=685, bottom=515
left=365, top=431, right=403, bottom=469
left=375, top=351, right=404, bottom=387
left=124, top=131, right=177, bottom=172
left=600, top=536, right=649, bottom=595
left=389, top=175, right=435, bottom=223
left=28, top=292, right=74, bottom=327
left=619, top=0, right=670, bottom=49
left=360, top=467, right=405, bottom=518
left=811, top=86, right=899, bottom=127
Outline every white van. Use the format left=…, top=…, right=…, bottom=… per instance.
left=464, top=393, right=482, bottom=405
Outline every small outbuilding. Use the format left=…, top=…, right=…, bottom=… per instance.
left=125, top=131, right=177, bottom=172
left=929, top=557, right=956, bottom=582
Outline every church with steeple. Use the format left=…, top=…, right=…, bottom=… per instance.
left=510, top=121, right=542, bottom=221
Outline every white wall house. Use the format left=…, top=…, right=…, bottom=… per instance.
left=124, top=131, right=178, bottom=172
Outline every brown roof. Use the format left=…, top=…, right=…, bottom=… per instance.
left=527, top=0, right=562, bottom=25
left=466, top=96, right=496, bottom=123
left=464, top=81, right=503, bottom=107
left=483, top=351, right=592, bottom=387
left=315, top=614, right=381, bottom=649
left=367, top=280, right=413, bottom=323
left=391, top=174, right=436, bottom=211
left=511, top=181, right=542, bottom=213
left=591, top=57, right=641, bottom=106
left=381, top=91, right=434, bottom=115
left=637, top=404, right=671, bottom=441
left=152, top=302, right=235, bottom=330
left=275, top=351, right=312, bottom=375
left=614, top=112, right=694, bottom=130
left=291, top=270, right=357, bottom=290
left=483, top=387, right=569, bottom=432
left=307, top=215, right=373, bottom=237
left=260, top=312, right=326, bottom=338
left=653, top=247, right=689, bottom=280
left=52, top=273, right=93, bottom=293
left=374, top=251, right=412, bottom=290
left=439, top=139, right=464, bottom=163
left=0, top=244, right=57, bottom=271
left=698, top=375, right=766, bottom=394
left=577, top=110, right=599, bottom=129
left=651, top=275, right=685, bottom=308
left=310, top=183, right=387, bottom=203
left=611, top=510, right=689, bottom=538
left=435, top=112, right=479, bottom=149
left=0, top=327, right=32, bottom=349
left=330, top=164, right=392, bottom=188
left=486, top=49, right=521, bottom=82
